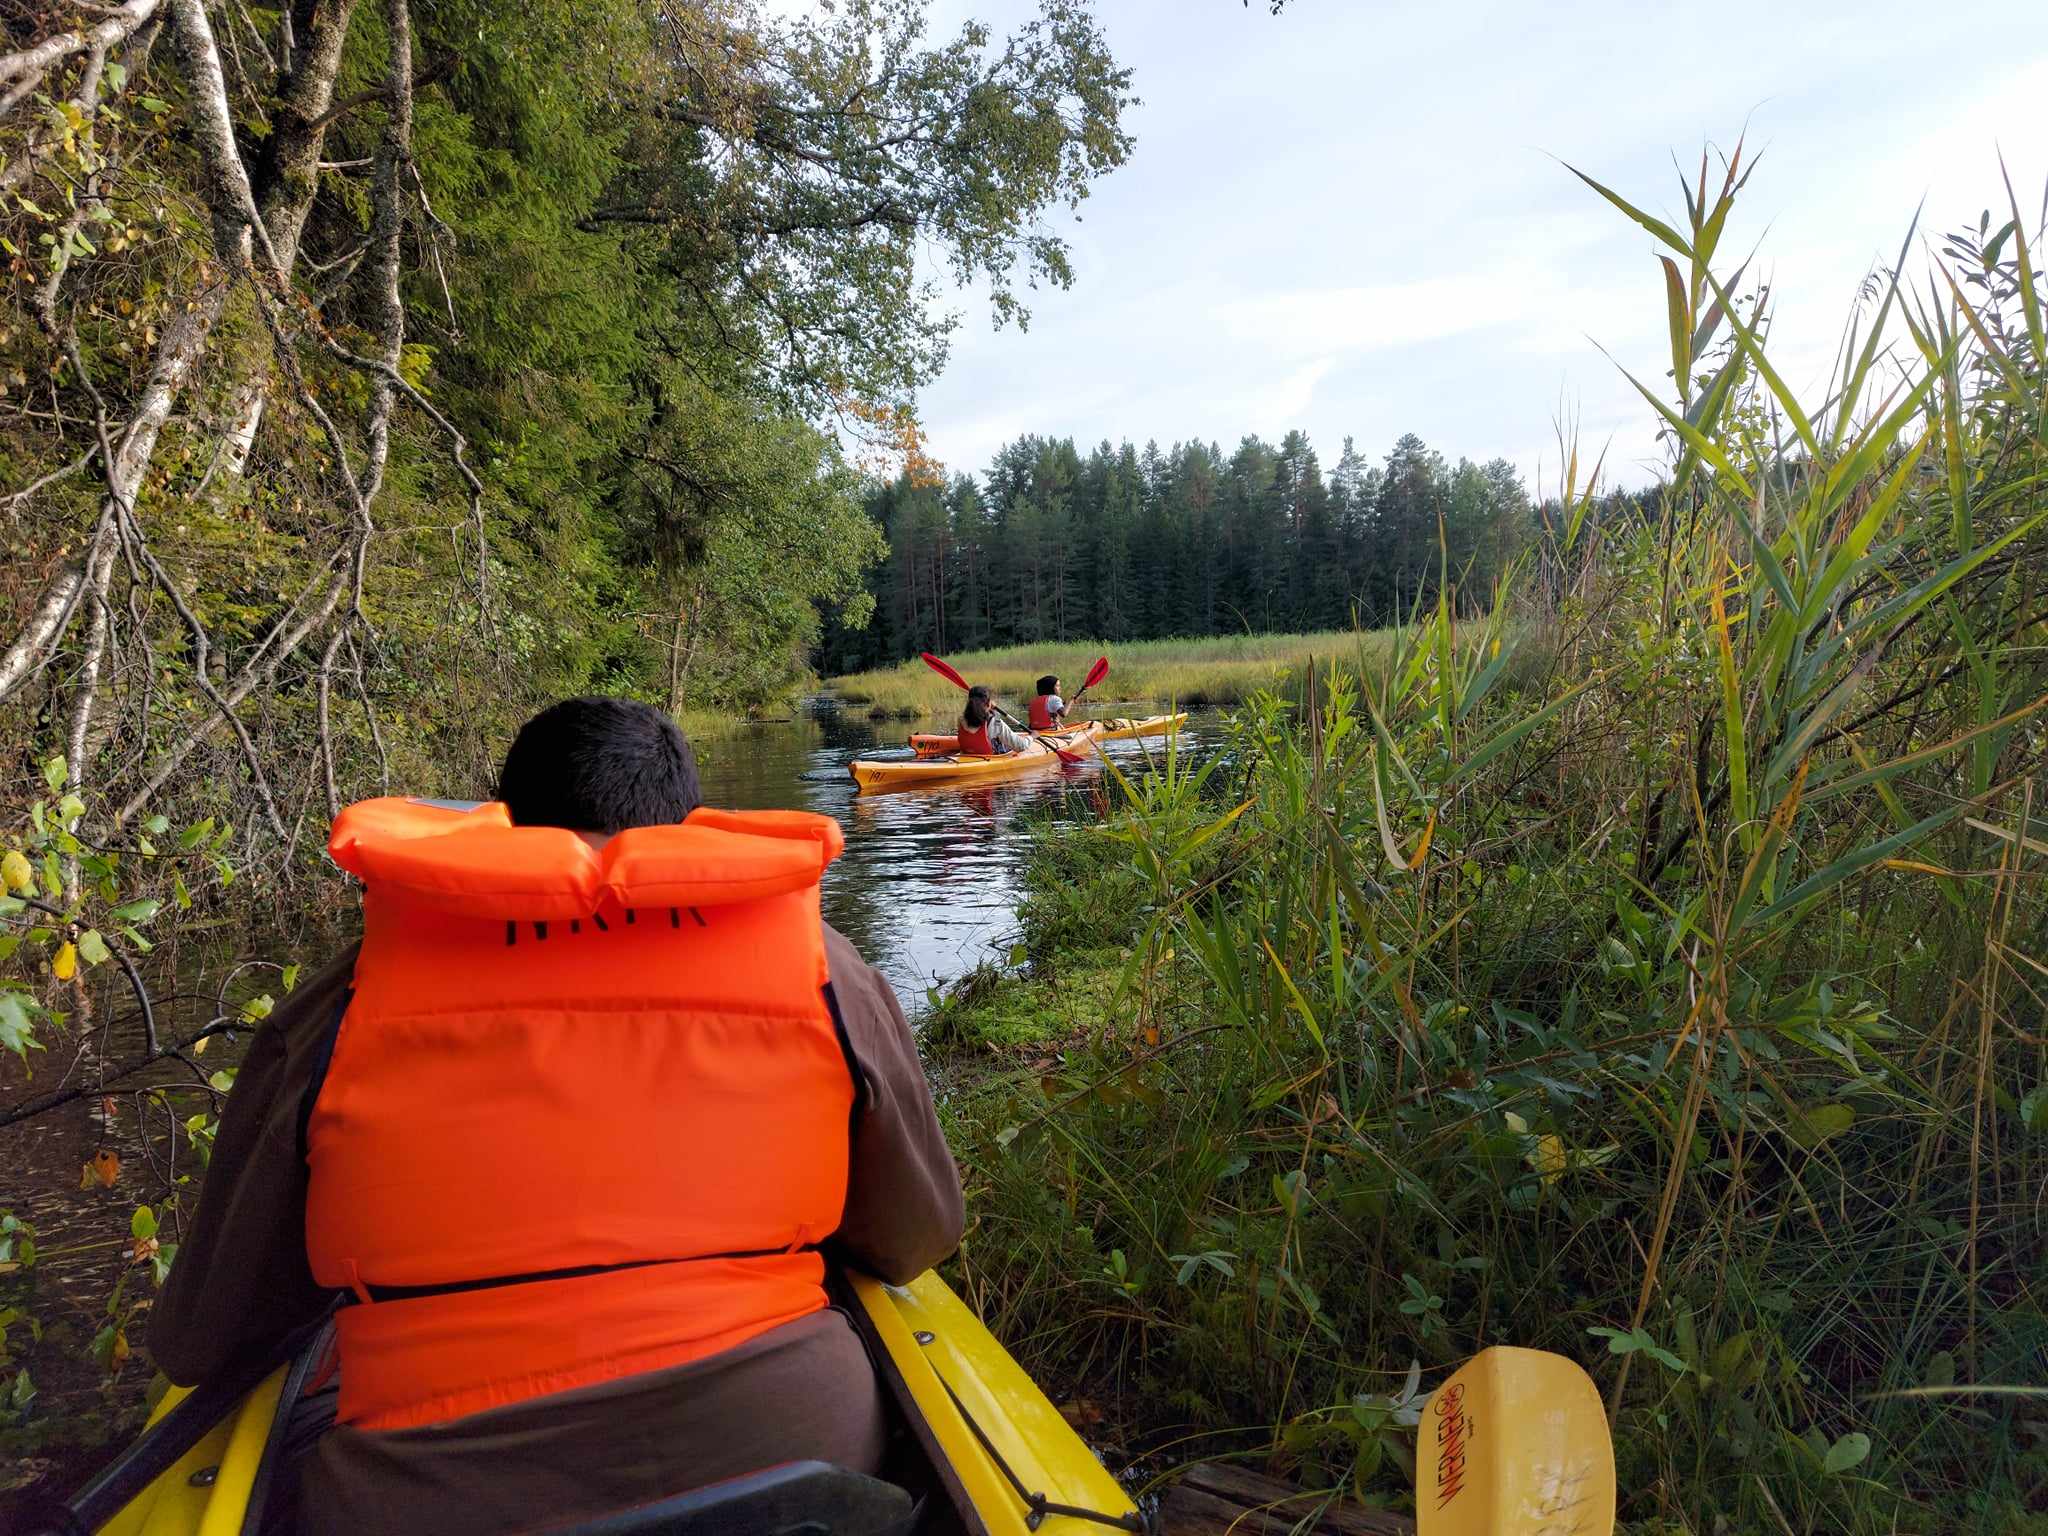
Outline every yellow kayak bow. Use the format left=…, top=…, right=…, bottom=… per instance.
left=44, top=1271, right=1144, bottom=1536
left=44, top=1277, right=1613, bottom=1536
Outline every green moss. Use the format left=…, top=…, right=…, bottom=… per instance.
left=922, top=949, right=1129, bottom=1056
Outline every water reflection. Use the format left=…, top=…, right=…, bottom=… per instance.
left=692, top=705, right=1210, bottom=1003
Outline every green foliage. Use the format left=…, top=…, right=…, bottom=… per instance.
left=938, top=148, right=2048, bottom=1532
left=0, top=0, right=1135, bottom=842
left=0, top=761, right=228, bottom=1068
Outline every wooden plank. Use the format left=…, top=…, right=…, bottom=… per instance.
left=1158, top=1462, right=1414, bottom=1535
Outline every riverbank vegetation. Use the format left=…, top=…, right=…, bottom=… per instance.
left=826, top=631, right=1396, bottom=718
left=927, top=151, right=2048, bottom=1532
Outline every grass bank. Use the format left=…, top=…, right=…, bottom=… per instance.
left=824, top=632, right=1392, bottom=718
left=923, top=156, right=2048, bottom=1533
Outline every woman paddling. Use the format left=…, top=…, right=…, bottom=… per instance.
left=956, top=684, right=1024, bottom=755
left=1027, top=674, right=1068, bottom=731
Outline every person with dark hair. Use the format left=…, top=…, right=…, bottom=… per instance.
left=1026, top=674, right=1067, bottom=732
left=496, top=694, right=702, bottom=831
left=152, top=697, right=964, bottom=1536
left=956, top=683, right=1024, bottom=755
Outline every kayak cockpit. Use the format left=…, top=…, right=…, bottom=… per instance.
left=537, top=1461, right=916, bottom=1535
left=37, top=1271, right=1148, bottom=1536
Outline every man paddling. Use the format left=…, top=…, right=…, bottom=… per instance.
left=151, top=697, right=964, bottom=1536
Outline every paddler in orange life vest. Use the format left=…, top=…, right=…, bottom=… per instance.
left=955, top=683, right=1024, bottom=755
left=150, top=697, right=965, bottom=1536
left=1027, top=674, right=1068, bottom=732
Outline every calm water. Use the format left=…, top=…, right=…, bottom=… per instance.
left=693, top=703, right=1216, bottom=1003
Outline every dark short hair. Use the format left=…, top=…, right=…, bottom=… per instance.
left=497, top=697, right=700, bottom=832
left=1036, top=675, right=1059, bottom=696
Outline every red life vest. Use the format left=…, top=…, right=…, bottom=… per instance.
left=308, top=798, right=854, bottom=1431
left=1028, top=696, right=1059, bottom=731
left=957, top=719, right=993, bottom=754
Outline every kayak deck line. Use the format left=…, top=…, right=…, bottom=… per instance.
left=846, top=1272, right=1146, bottom=1536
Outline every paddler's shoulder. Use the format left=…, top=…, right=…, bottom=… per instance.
left=821, top=922, right=877, bottom=988
left=264, top=942, right=361, bottom=1046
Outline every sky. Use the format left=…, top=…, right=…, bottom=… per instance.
left=892, top=0, right=2048, bottom=492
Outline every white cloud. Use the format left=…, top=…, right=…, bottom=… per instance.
left=900, top=1, right=2048, bottom=495
left=1216, top=278, right=1513, bottom=358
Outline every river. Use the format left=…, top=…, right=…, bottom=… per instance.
left=693, top=703, right=1216, bottom=1003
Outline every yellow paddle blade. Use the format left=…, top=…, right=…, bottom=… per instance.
left=1417, top=1346, right=1616, bottom=1536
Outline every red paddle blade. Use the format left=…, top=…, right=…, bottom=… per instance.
left=920, top=652, right=970, bottom=691
left=1082, top=655, right=1110, bottom=691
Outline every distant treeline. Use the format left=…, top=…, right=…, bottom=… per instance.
left=821, top=431, right=1551, bottom=673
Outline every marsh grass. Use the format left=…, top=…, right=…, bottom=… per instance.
left=824, top=631, right=1400, bottom=717
left=933, top=145, right=2048, bottom=1533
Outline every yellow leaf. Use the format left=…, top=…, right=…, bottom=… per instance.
left=1529, top=1133, right=1567, bottom=1186
left=52, top=941, right=78, bottom=980
left=1880, top=858, right=1956, bottom=878
left=112, top=1329, right=131, bottom=1364
left=1, top=849, right=31, bottom=893
left=1406, top=810, right=1437, bottom=872
left=190, top=1033, right=209, bottom=1056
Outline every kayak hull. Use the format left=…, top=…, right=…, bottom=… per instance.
left=853, top=730, right=1079, bottom=792
left=858, top=714, right=1186, bottom=791
left=54, top=1271, right=1140, bottom=1536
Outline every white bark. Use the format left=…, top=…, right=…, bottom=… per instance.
left=200, top=0, right=362, bottom=483
left=0, top=566, right=86, bottom=702
left=0, top=0, right=160, bottom=121
left=215, top=382, right=266, bottom=481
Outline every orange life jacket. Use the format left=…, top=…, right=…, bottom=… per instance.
left=306, top=797, right=855, bottom=1432
left=1028, top=695, right=1060, bottom=731
left=957, top=718, right=993, bottom=755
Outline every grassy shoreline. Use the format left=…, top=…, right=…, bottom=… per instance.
left=923, top=670, right=2042, bottom=1532
left=823, top=632, right=1393, bottom=718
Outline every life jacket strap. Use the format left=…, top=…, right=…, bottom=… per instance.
left=341, top=1247, right=817, bottom=1306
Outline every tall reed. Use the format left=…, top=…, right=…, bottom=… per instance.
left=941, top=144, right=2048, bottom=1532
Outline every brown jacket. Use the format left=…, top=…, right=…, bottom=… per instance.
left=151, top=925, right=962, bottom=1535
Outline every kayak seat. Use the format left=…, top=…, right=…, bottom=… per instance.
left=543, top=1461, right=918, bottom=1536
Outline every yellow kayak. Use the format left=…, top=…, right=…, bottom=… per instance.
left=39, top=1271, right=1144, bottom=1536
left=856, top=714, right=1186, bottom=791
